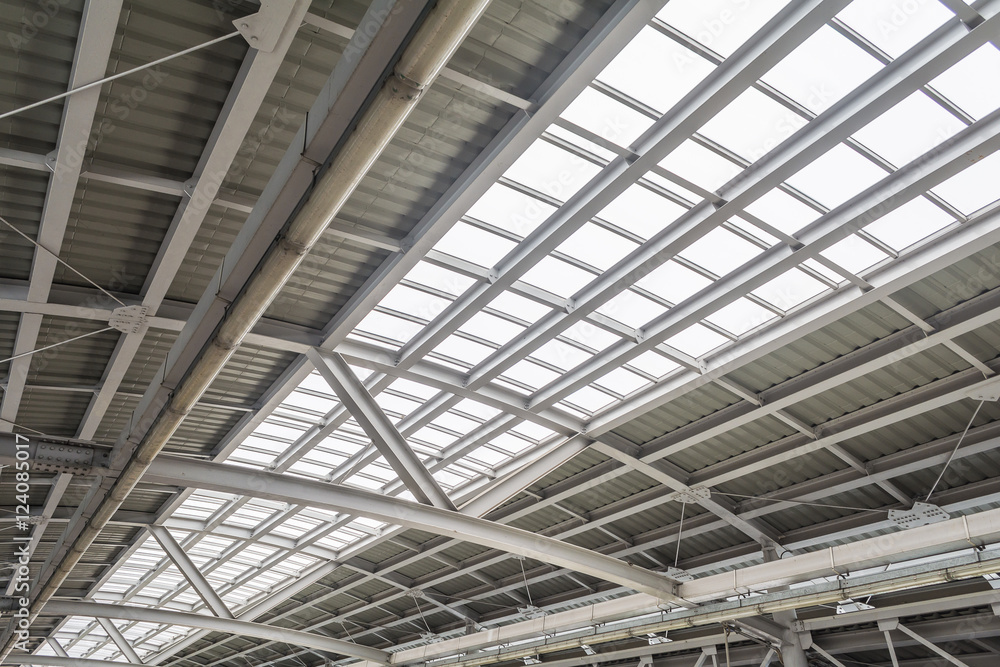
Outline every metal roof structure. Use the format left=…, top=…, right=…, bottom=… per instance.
left=2, top=0, right=1000, bottom=666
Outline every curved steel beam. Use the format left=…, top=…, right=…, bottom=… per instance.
left=40, top=601, right=389, bottom=664
left=141, top=456, right=685, bottom=603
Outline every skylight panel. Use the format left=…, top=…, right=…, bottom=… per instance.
left=637, top=260, right=713, bottom=304
left=783, top=143, right=888, bottom=209
left=387, top=377, right=438, bottom=400
left=458, top=311, right=525, bottom=347
left=597, top=183, right=687, bottom=240
left=431, top=334, right=495, bottom=367
left=504, top=359, right=562, bottom=390
left=174, top=494, right=226, bottom=521
left=556, top=222, right=639, bottom=271
left=645, top=170, right=706, bottom=204
left=657, top=0, right=792, bottom=58
left=597, top=25, right=714, bottom=113
left=508, top=419, right=555, bottom=441
left=760, top=25, right=882, bottom=114
left=357, top=461, right=396, bottom=483
left=453, top=398, right=500, bottom=421
left=546, top=123, right=618, bottom=162
left=466, top=445, right=509, bottom=467
left=560, top=86, right=656, bottom=147
left=699, top=88, right=806, bottom=163
left=374, top=392, right=424, bottom=418
left=658, top=139, right=741, bottom=191
left=488, top=290, right=552, bottom=324
left=355, top=310, right=423, bottom=345
left=411, top=425, right=455, bottom=448
left=288, top=460, right=330, bottom=479
left=306, top=447, right=348, bottom=469
left=853, top=91, right=965, bottom=167
left=531, top=338, right=592, bottom=371
left=379, top=284, right=451, bottom=321
left=593, top=366, right=650, bottom=395
left=298, top=371, right=335, bottom=394
left=521, top=256, right=596, bottom=298
left=728, top=216, right=781, bottom=246
left=561, top=319, right=621, bottom=352
left=803, top=257, right=847, bottom=283
left=285, top=390, right=337, bottom=415
left=503, top=138, right=602, bottom=200
left=596, top=288, right=666, bottom=328
left=432, top=411, right=481, bottom=434
left=835, top=0, right=954, bottom=59
left=932, top=150, right=1000, bottom=215
left=666, top=323, right=730, bottom=357
left=742, top=189, right=821, bottom=235
left=405, top=261, right=477, bottom=295
left=627, top=352, right=678, bottom=380
left=705, top=297, right=777, bottom=335
left=863, top=196, right=954, bottom=250
left=432, top=468, right=467, bottom=489
left=465, top=183, right=557, bottom=238
left=678, top=226, right=764, bottom=277
left=820, top=233, right=892, bottom=275
left=433, top=221, right=516, bottom=267
left=562, top=386, right=617, bottom=413
left=929, top=45, right=1000, bottom=121
left=751, top=267, right=829, bottom=310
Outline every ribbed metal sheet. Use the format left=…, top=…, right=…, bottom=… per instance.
left=612, top=382, right=741, bottom=446
left=889, top=243, right=1000, bottom=320
left=55, top=182, right=180, bottom=293
left=26, top=315, right=119, bottom=386
left=0, top=0, right=79, bottom=154
left=726, top=301, right=911, bottom=394
left=0, top=167, right=49, bottom=281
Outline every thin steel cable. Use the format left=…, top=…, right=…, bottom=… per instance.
left=413, top=596, right=431, bottom=633
left=926, top=398, right=985, bottom=501
left=713, top=491, right=890, bottom=514
left=0, top=31, right=241, bottom=122
left=0, top=215, right=126, bottom=306
left=0, top=327, right=114, bottom=366
left=518, top=557, right=534, bottom=606
left=674, top=501, right=686, bottom=569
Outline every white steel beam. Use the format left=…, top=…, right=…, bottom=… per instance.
left=1, top=0, right=123, bottom=432
left=40, top=601, right=389, bottom=664
left=95, top=618, right=143, bottom=665
left=73, top=0, right=311, bottom=442
left=146, top=525, right=233, bottom=619
left=141, top=456, right=686, bottom=603
left=895, top=622, right=973, bottom=667
left=307, top=348, right=455, bottom=510
left=591, top=439, right=785, bottom=553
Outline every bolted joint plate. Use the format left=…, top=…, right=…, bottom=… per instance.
left=233, top=0, right=285, bottom=52
left=888, top=502, right=950, bottom=529
left=35, top=442, right=95, bottom=474
left=666, top=487, right=711, bottom=504
left=109, top=305, right=149, bottom=334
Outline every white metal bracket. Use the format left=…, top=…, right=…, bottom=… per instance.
left=667, top=487, right=711, bottom=504
left=888, top=502, right=950, bottom=529
left=967, top=378, right=1000, bottom=401
left=234, top=0, right=286, bottom=52
left=109, top=305, right=149, bottom=334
